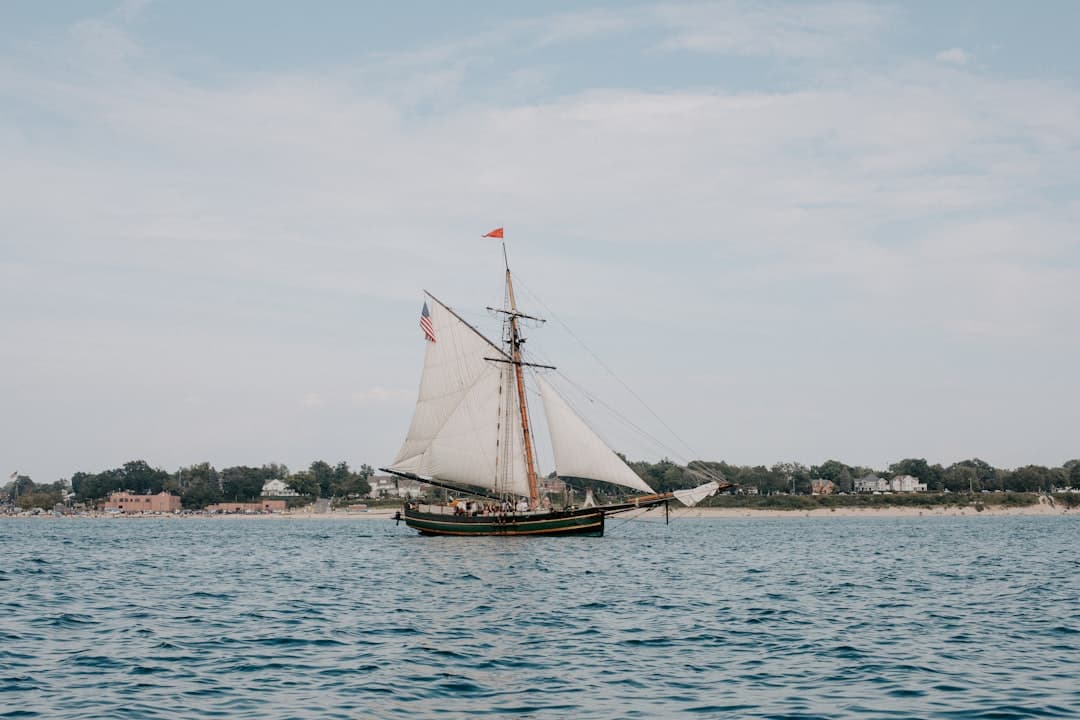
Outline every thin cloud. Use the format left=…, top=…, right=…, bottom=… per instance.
left=526, top=8, right=637, bottom=48
left=67, top=18, right=143, bottom=64
left=936, top=47, right=971, bottom=65
left=652, top=1, right=895, bottom=57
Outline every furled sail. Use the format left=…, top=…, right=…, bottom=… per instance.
left=673, top=481, right=720, bottom=507
left=537, top=376, right=655, bottom=494
left=389, top=296, right=531, bottom=497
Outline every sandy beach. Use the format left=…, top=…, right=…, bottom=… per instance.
left=7, top=501, right=1073, bottom=521
left=279, top=498, right=1074, bottom=520
left=143, top=503, right=1078, bottom=520
left=674, top=502, right=1072, bottom=519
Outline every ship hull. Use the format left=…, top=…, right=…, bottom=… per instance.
left=400, top=506, right=605, bottom=537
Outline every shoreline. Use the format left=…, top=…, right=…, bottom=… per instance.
left=4, top=504, right=1072, bottom=520
left=676, top=503, right=1072, bottom=518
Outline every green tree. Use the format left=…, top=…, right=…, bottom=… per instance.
left=70, top=471, right=93, bottom=498
left=1007, top=465, right=1054, bottom=493
left=927, top=463, right=945, bottom=491
left=17, top=485, right=63, bottom=510
left=181, top=478, right=223, bottom=509
left=179, top=462, right=221, bottom=508
left=812, top=460, right=853, bottom=493
left=771, top=462, right=811, bottom=494
left=121, top=460, right=169, bottom=494
left=162, top=471, right=182, bottom=495
left=952, top=458, right=999, bottom=491
left=308, top=461, right=335, bottom=497
left=7, top=477, right=65, bottom=510
left=359, top=463, right=374, bottom=483
left=264, top=463, right=290, bottom=480
left=624, top=457, right=689, bottom=493
left=741, top=465, right=782, bottom=494
left=70, top=460, right=173, bottom=502
left=221, top=466, right=270, bottom=502
left=327, top=461, right=371, bottom=498
left=17, top=491, right=57, bottom=510
left=72, top=467, right=125, bottom=502
left=5, top=474, right=36, bottom=501
left=287, top=470, right=319, bottom=497
left=943, top=464, right=979, bottom=493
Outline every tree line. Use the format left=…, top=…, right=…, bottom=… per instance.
left=2, top=459, right=372, bottom=510
left=3, top=475, right=67, bottom=512
left=627, top=457, right=1080, bottom=495
left=4, top=456, right=1078, bottom=511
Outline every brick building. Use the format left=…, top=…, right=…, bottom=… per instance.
left=105, top=491, right=181, bottom=514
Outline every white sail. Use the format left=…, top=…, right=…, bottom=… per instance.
left=389, top=297, right=531, bottom=497
left=537, top=376, right=655, bottom=494
left=673, top=481, right=720, bottom=507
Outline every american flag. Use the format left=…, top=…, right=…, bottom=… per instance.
left=420, top=302, right=436, bottom=342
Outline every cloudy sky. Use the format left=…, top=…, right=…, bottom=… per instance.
left=3, top=1, right=1078, bottom=482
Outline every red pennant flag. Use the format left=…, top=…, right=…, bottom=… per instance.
left=482, top=227, right=504, bottom=239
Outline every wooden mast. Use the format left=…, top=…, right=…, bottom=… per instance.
left=502, top=242, right=540, bottom=504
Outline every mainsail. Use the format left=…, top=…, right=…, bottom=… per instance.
left=389, top=296, right=531, bottom=497
left=537, top=376, right=656, bottom=494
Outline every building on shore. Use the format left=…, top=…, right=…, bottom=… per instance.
left=811, top=479, right=836, bottom=495
left=854, top=473, right=927, bottom=493
left=260, top=479, right=298, bottom=497
left=854, top=474, right=889, bottom=493
left=206, top=500, right=287, bottom=514
left=538, top=477, right=567, bottom=496
left=368, top=475, right=424, bottom=499
left=889, top=474, right=927, bottom=492
left=105, top=491, right=181, bottom=514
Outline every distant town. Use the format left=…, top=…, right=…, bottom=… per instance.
left=3, top=456, right=1079, bottom=516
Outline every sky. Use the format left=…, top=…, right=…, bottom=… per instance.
left=2, top=1, right=1079, bottom=483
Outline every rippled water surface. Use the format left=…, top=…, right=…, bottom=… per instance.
left=2, top=515, right=1078, bottom=719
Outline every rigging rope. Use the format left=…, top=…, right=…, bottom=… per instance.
left=512, top=272, right=729, bottom=488
left=604, top=501, right=705, bottom=534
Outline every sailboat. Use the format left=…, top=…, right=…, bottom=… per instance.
left=382, top=235, right=728, bottom=536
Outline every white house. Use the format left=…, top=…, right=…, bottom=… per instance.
left=261, top=479, right=298, bottom=497
left=854, top=474, right=889, bottom=493
left=368, top=475, right=424, bottom=499
left=889, top=474, right=927, bottom=493
left=855, top=474, right=927, bottom=493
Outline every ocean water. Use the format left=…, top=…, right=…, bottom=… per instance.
left=1, top=515, right=1077, bottom=719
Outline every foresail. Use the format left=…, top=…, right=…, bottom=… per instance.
left=389, top=297, right=531, bottom=497
left=673, top=481, right=720, bottom=507
left=537, top=376, right=655, bottom=494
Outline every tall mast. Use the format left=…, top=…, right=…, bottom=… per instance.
left=502, top=242, right=540, bottom=504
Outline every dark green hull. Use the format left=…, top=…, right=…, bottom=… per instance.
left=400, top=506, right=605, bottom=537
